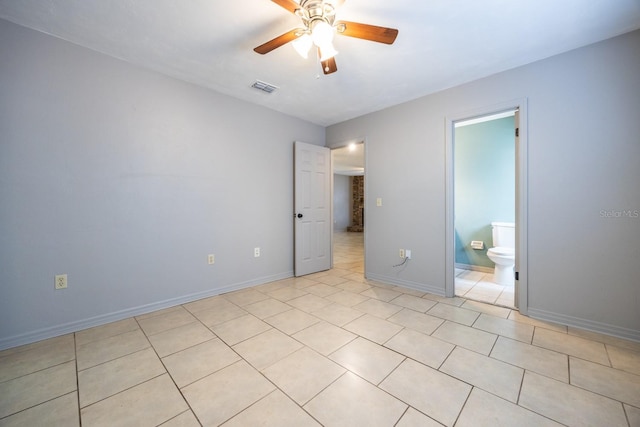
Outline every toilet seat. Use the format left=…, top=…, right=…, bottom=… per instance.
left=488, top=246, right=514, bottom=256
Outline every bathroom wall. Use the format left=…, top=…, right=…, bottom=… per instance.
left=454, top=117, right=515, bottom=269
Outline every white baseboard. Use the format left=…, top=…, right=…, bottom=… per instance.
left=0, top=271, right=293, bottom=351
left=455, top=263, right=494, bottom=274
left=366, top=273, right=444, bottom=296
left=527, top=307, right=640, bottom=343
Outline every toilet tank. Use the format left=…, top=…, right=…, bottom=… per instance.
left=491, top=222, right=515, bottom=248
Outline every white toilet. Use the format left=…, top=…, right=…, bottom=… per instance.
left=487, top=222, right=515, bottom=286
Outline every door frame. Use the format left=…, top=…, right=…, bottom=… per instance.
left=329, top=139, right=366, bottom=274
left=444, top=98, right=529, bottom=314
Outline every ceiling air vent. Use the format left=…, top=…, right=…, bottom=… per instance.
left=251, top=80, right=278, bottom=94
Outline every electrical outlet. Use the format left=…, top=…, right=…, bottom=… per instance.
left=405, top=249, right=412, bottom=259
left=399, top=249, right=405, bottom=258
left=254, top=247, right=260, bottom=257
left=208, top=254, right=215, bottom=265
left=55, top=274, right=68, bottom=290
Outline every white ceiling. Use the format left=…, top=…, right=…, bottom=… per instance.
left=1, top=0, right=639, bottom=126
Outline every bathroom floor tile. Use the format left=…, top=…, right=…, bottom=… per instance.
left=263, top=347, right=345, bottom=405
left=330, top=337, right=405, bottom=385
left=440, top=346, right=524, bottom=402
left=490, top=336, right=569, bottom=382
left=80, top=374, right=187, bottom=427
left=182, top=361, right=275, bottom=426
left=432, top=321, right=497, bottom=355
left=304, top=372, right=407, bottom=427
left=380, top=358, right=471, bottom=427
left=385, top=328, right=454, bottom=369
left=519, top=371, right=628, bottom=427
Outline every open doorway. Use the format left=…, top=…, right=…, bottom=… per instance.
left=445, top=99, right=528, bottom=314
left=331, top=142, right=365, bottom=273
left=453, top=111, right=517, bottom=308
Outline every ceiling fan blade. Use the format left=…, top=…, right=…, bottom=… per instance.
left=335, top=21, right=398, bottom=44
left=271, top=0, right=301, bottom=14
left=254, top=29, right=303, bottom=54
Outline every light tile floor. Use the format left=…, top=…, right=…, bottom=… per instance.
left=1, top=232, right=639, bottom=426
left=455, top=268, right=516, bottom=308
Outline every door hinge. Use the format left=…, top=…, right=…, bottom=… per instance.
left=515, top=271, right=519, bottom=281
left=515, top=127, right=519, bottom=137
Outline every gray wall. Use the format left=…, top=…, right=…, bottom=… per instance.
left=333, top=174, right=350, bottom=231
left=0, top=20, right=325, bottom=349
left=327, top=30, right=640, bottom=340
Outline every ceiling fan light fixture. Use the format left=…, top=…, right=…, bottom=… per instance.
left=318, top=42, right=339, bottom=61
left=292, top=33, right=313, bottom=58
left=311, top=20, right=334, bottom=47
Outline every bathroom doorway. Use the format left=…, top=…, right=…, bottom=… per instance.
left=331, top=142, right=365, bottom=273
left=445, top=100, right=528, bottom=313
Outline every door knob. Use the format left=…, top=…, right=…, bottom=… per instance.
left=297, top=213, right=303, bottom=218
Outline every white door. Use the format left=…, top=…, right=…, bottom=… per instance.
left=294, top=141, right=332, bottom=276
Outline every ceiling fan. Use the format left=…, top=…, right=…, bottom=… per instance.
left=254, top=0, right=399, bottom=75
